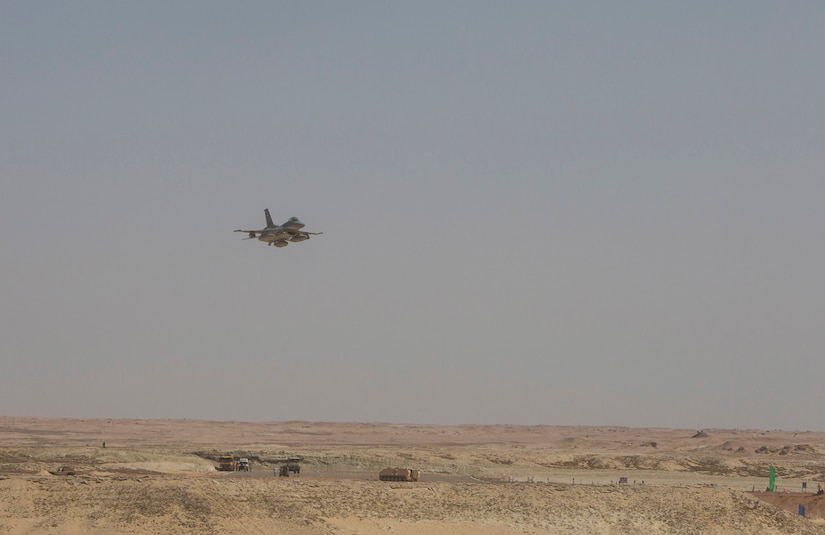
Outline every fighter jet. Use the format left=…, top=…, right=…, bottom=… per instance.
left=235, top=209, right=322, bottom=248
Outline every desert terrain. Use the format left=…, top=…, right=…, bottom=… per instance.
left=1, top=417, right=824, bottom=534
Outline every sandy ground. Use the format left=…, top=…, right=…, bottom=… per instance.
left=1, top=417, right=824, bottom=534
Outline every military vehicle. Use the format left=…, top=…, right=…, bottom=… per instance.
left=286, top=457, right=301, bottom=474
left=379, top=468, right=420, bottom=482
left=217, top=455, right=236, bottom=471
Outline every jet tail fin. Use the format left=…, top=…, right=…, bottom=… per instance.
left=264, top=208, right=275, bottom=228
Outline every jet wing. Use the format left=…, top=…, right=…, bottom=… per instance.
left=235, top=229, right=322, bottom=236
left=235, top=227, right=322, bottom=243
left=235, top=229, right=271, bottom=240
left=234, top=229, right=263, bottom=235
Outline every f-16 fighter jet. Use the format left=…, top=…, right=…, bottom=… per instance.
left=235, top=209, right=322, bottom=248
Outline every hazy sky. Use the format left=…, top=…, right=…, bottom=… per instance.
left=2, top=2, right=824, bottom=430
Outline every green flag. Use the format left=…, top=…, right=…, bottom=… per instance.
left=769, top=465, right=776, bottom=492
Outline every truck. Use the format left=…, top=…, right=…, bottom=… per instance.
left=286, top=457, right=301, bottom=474
left=217, top=455, right=236, bottom=471
left=237, top=458, right=250, bottom=472
left=379, top=468, right=420, bottom=482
